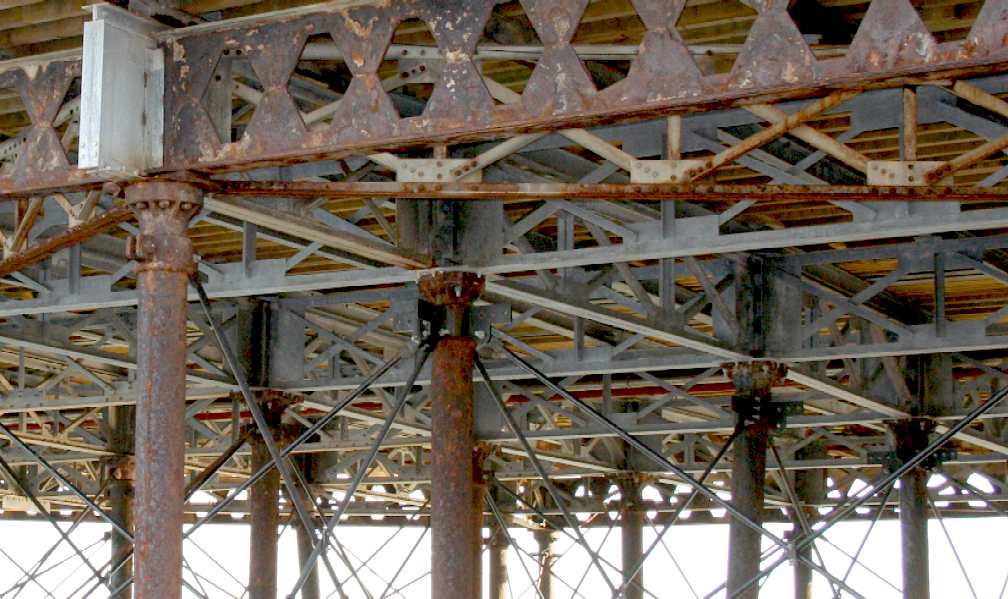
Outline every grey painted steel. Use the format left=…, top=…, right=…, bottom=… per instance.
left=726, top=422, right=770, bottom=599
left=109, top=406, right=134, bottom=599
left=620, top=482, right=645, bottom=599
left=792, top=443, right=827, bottom=599
left=534, top=529, right=557, bottom=599
left=489, top=523, right=509, bottom=599
left=900, top=467, right=930, bottom=599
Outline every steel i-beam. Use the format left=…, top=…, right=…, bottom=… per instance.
left=423, top=272, right=485, bottom=599
left=621, top=478, right=645, bottom=599
left=892, top=419, right=935, bottom=599
left=726, top=362, right=783, bottom=599
left=126, top=181, right=202, bottom=599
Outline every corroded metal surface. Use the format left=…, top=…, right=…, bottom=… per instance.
left=1, top=2, right=1007, bottom=195
left=0, top=207, right=132, bottom=278
left=126, top=181, right=202, bottom=599
left=0, top=56, right=97, bottom=195
left=212, top=180, right=1008, bottom=202
left=726, top=419, right=770, bottom=599
left=248, top=433, right=281, bottom=599
left=158, top=0, right=1008, bottom=174
left=430, top=335, right=480, bottom=599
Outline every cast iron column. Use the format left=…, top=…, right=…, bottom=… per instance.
left=726, top=362, right=784, bottom=599
left=534, top=529, right=558, bottom=599
left=424, top=272, right=485, bottom=599
left=248, top=399, right=287, bottom=599
left=108, top=405, right=134, bottom=599
left=792, top=441, right=826, bottom=599
left=295, top=455, right=321, bottom=599
left=892, top=419, right=933, bottom=599
left=126, top=181, right=202, bottom=599
left=489, top=521, right=509, bottom=599
left=621, top=478, right=645, bottom=599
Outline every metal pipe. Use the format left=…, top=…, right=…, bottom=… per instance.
left=792, top=443, right=826, bottom=599
left=295, top=454, right=322, bottom=599
left=621, top=481, right=645, bottom=599
left=489, top=522, right=509, bottom=599
left=431, top=335, right=480, bottom=599
left=109, top=406, right=134, bottom=599
left=534, top=529, right=557, bottom=599
left=296, top=516, right=322, bottom=599
left=726, top=421, right=770, bottom=599
left=126, top=181, right=202, bottom=599
left=248, top=434, right=281, bottom=599
left=900, top=466, right=930, bottom=599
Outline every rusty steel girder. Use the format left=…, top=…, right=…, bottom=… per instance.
left=1, top=1, right=1008, bottom=195
left=126, top=181, right=202, bottom=599
left=159, top=0, right=1008, bottom=173
left=0, top=55, right=100, bottom=196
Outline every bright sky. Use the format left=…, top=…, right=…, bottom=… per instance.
left=0, top=507, right=1003, bottom=598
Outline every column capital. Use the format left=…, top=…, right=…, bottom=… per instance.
left=125, top=181, right=203, bottom=274
left=887, top=417, right=939, bottom=470
left=419, top=270, right=485, bottom=306
left=723, top=361, right=787, bottom=397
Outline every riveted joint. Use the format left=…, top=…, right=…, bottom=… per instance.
left=125, top=181, right=203, bottom=274
left=103, top=455, right=136, bottom=482
left=724, top=361, right=789, bottom=429
left=419, top=271, right=486, bottom=338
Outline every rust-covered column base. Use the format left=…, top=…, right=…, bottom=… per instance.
left=127, top=181, right=202, bottom=599
left=423, top=272, right=485, bottom=599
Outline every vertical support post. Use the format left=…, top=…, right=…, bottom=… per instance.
left=727, top=419, right=770, bottom=599
left=899, top=466, right=929, bottom=599
left=891, top=419, right=934, bottom=599
left=423, top=272, right=485, bottom=599
left=235, top=298, right=289, bottom=599
left=621, top=478, right=645, bottom=599
left=792, top=442, right=826, bottom=599
left=108, top=405, right=135, bottom=599
left=248, top=425, right=282, bottom=599
left=725, top=362, right=784, bottom=599
left=125, top=181, right=202, bottom=599
left=295, top=455, right=321, bottom=599
left=489, top=521, right=509, bottom=599
left=534, top=529, right=557, bottom=599
left=248, top=434, right=280, bottom=599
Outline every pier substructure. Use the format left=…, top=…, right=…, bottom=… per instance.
left=126, top=182, right=202, bottom=599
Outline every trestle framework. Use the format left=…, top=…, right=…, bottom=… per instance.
left=0, top=0, right=1007, bottom=597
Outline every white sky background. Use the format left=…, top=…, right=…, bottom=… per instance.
left=0, top=510, right=1004, bottom=598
